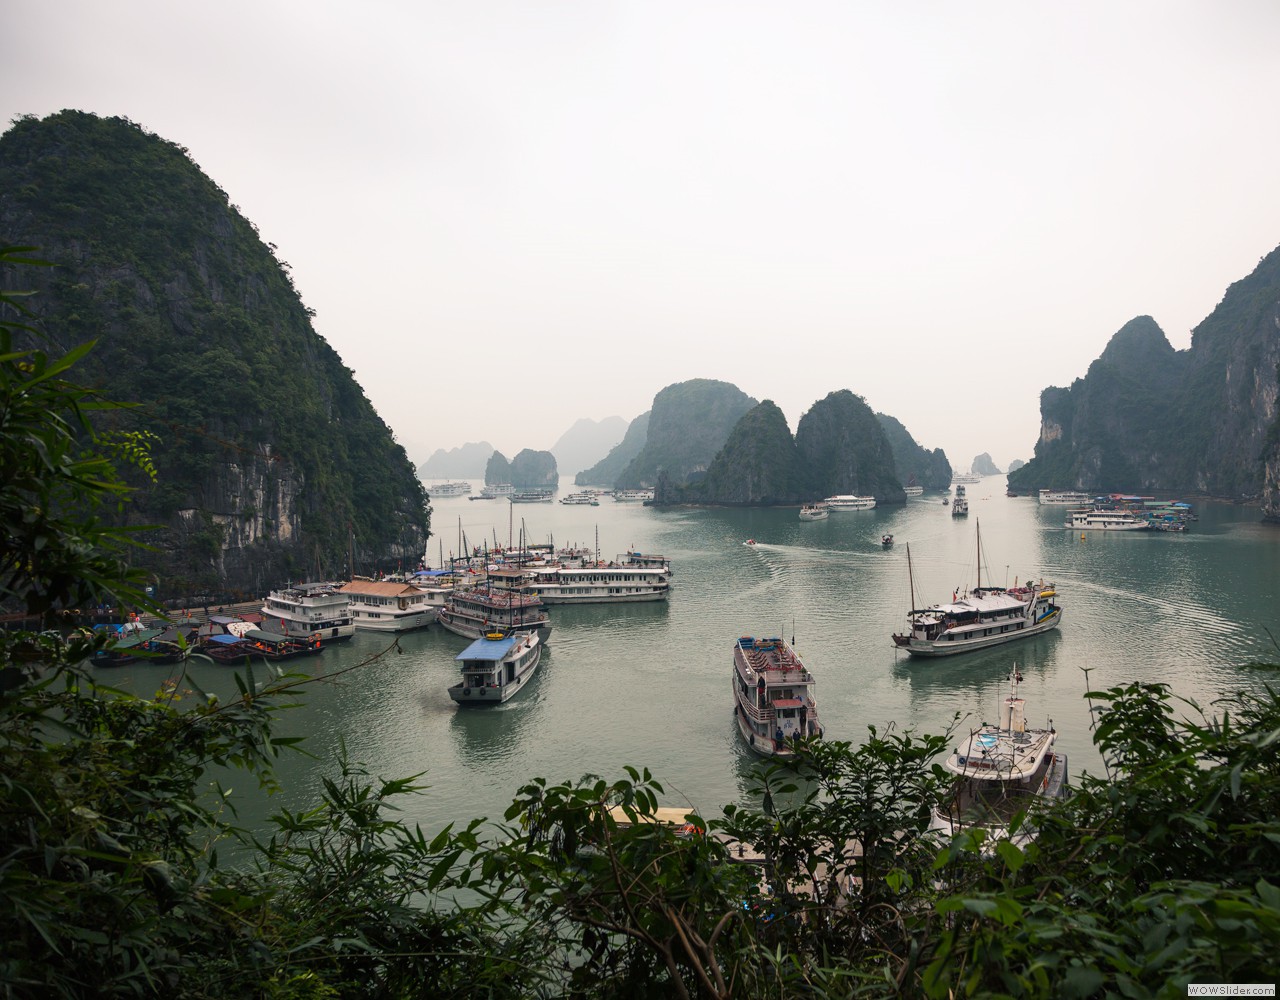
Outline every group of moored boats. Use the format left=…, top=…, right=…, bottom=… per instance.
left=1045, top=491, right=1196, bottom=532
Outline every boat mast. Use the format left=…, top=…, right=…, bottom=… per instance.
left=975, top=518, right=982, bottom=592
left=905, top=543, right=918, bottom=613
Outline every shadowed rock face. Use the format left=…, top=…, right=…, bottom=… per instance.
left=1009, top=248, right=1280, bottom=514
left=0, top=110, right=429, bottom=594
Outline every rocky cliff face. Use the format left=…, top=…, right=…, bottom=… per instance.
left=796, top=391, right=905, bottom=503
left=616, top=380, right=757, bottom=488
left=1009, top=251, right=1280, bottom=509
left=875, top=413, right=953, bottom=490
left=694, top=401, right=806, bottom=504
left=0, top=111, right=430, bottom=596
left=551, top=416, right=628, bottom=477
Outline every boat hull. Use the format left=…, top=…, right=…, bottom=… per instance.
left=894, top=607, right=1063, bottom=657
left=436, top=611, right=552, bottom=643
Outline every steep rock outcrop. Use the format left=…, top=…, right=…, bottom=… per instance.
left=1009, top=255, right=1280, bottom=504
left=875, top=413, right=953, bottom=490
left=972, top=453, right=1001, bottom=475
left=509, top=449, right=558, bottom=489
left=485, top=451, right=512, bottom=485
left=616, top=380, right=757, bottom=488
left=796, top=391, right=905, bottom=504
left=693, top=401, right=806, bottom=504
left=0, top=111, right=429, bottom=595
left=576, top=412, right=649, bottom=487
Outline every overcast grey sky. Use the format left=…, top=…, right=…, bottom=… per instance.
left=5, top=2, right=1280, bottom=474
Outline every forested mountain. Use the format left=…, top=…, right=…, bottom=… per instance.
left=486, top=449, right=557, bottom=488
left=616, top=380, right=757, bottom=488
left=1009, top=245, right=1280, bottom=522
left=575, top=411, right=649, bottom=486
left=874, top=413, right=952, bottom=490
left=419, top=441, right=494, bottom=478
left=972, top=453, right=1001, bottom=475
left=664, top=390, right=906, bottom=506
left=551, top=416, right=628, bottom=476
left=0, top=111, right=429, bottom=596
left=689, top=401, right=806, bottom=504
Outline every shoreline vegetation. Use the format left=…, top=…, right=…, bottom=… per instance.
left=3, top=247, right=1278, bottom=996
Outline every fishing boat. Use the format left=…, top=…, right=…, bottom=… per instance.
left=448, top=630, right=542, bottom=705
left=732, top=636, right=823, bottom=756
left=932, top=670, right=1069, bottom=848
left=891, top=524, right=1062, bottom=657
left=1064, top=509, right=1151, bottom=532
left=337, top=579, right=437, bottom=631
left=798, top=503, right=829, bottom=521
left=436, top=568, right=552, bottom=641
left=823, top=494, right=877, bottom=510
left=519, top=564, right=671, bottom=603
left=260, top=582, right=355, bottom=644
left=91, top=628, right=162, bottom=667
left=241, top=628, right=324, bottom=660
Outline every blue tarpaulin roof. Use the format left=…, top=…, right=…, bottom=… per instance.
left=456, top=635, right=518, bottom=661
left=206, top=634, right=244, bottom=646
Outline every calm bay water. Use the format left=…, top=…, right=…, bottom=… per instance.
left=127, top=477, right=1280, bottom=838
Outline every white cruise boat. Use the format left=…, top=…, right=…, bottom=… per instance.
left=617, top=551, right=672, bottom=572
left=336, top=579, right=436, bottom=632
left=430, top=481, right=472, bottom=496
left=436, top=568, right=552, bottom=641
left=953, top=473, right=982, bottom=484
left=448, top=631, right=542, bottom=705
left=951, top=496, right=969, bottom=516
left=260, top=582, right=355, bottom=645
left=903, top=476, right=924, bottom=496
left=559, top=492, right=600, bottom=506
left=798, top=503, right=829, bottom=521
left=511, top=491, right=554, bottom=503
left=932, top=672, right=1069, bottom=849
left=613, top=489, right=654, bottom=502
left=1038, top=489, right=1092, bottom=505
left=732, top=636, right=823, bottom=756
left=520, top=564, right=670, bottom=604
left=481, top=483, right=514, bottom=498
left=892, top=524, right=1062, bottom=657
left=1065, top=509, right=1151, bottom=531
left=823, top=494, right=877, bottom=510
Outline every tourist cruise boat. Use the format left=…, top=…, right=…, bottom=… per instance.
left=1065, top=509, right=1151, bottom=532
left=436, top=568, right=552, bottom=641
left=1038, top=489, right=1092, bottom=505
left=951, top=495, right=969, bottom=516
left=953, top=472, right=982, bottom=484
left=798, top=503, right=829, bottom=521
left=511, top=490, right=554, bottom=503
left=260, top=582, right=355, bottom=644
left=732, top=636, right=823, bottom=756
left=519, top=564, right=671, bottom=604
left=823, top=494, right=877, bottom=510
left=481, top=483, right=514, bottom=498
left=903, top=476, right=924, bottom=496
left=617, top=551, right=672, bottom=572
left=430, top=481, right=472, bottom=496
left=448, top=631, right=542, bottom=705
left=559, top=491, right=600, bottom=505
left=932, top=671, right=1069, bottom=848
left=892, top=526, right=1062, bottom=657
left=613, top=489, right=655, bottom=502
left=336, top=579, right=437, bottom=632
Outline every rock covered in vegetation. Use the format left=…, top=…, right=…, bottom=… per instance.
left=875, top=413, right=953, bottom=490
left=0, top=110, right=428, bottom=596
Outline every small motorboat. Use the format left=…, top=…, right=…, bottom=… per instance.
left=744, top=539, right=757, bottom=547
left=882, top=534, right=894, bottom=547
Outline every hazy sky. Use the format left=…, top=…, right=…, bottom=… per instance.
left=5, top=2, right=1280, bottom=474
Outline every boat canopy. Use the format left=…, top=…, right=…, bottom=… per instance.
left=205, top=634, right=244, bottom=646
left=245, top=628, right=293, bottom=644
left=456, top=635, right=519, bottom=661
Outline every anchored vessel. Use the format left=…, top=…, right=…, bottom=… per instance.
left=732, top=636, right=823, bottom=756
left=520, top=564, right=671, bottom=604
left=338, top=580, right=437, bottom=631
left=932, top=672, right=1069, bottom=848
left=1064, top=509, right=1151, bottom=531
left=261, top=583, right=355, bottom=645
left=798, top=503, right=829, bottom=521
left=436, top=568, right=552, bottom=641
left=448, top=631, right=543, bottom=705
left=823, top=494, right=876, bottom=510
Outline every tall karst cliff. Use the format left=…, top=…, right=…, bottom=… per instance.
left=0, top=111, right=430, bottom=596
left=616, top=380, right=757, bottom=488
left=1009, top=244, right=1280, bottom=520
left=671, top=390, right=906, bottom=506
left=576, top=411, right=649, bottom=487
left=796, top=391, right=905, bottom=504
left=875, top=413, right=952, bottom=490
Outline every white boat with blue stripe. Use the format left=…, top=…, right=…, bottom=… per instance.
left=448, top=630, right=542, bottom=705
